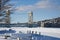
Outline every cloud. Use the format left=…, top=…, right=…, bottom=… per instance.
left=35, top=0, right=50, bottom=8
left=16, top=5, right=33, bottom=11
left=15, top=0, right=60, bottom=11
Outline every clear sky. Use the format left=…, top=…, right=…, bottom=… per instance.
left=8, top=0, right=60, bottom=23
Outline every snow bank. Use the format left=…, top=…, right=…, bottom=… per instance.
left=0, top=27, right=60, bottom=38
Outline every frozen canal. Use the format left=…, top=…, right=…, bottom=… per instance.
left=0, top=27, right=60, bottom=40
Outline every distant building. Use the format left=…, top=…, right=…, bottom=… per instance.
left=39, top=17, right=60, bottom=27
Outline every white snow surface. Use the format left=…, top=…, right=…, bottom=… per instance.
left=0, top=27, right=60, bottom=38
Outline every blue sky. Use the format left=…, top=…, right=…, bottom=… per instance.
left=8, top=0, right=60, bottom=23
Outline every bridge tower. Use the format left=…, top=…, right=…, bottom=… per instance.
left=28, top=11, right=33, bottom=27
left=0, top=0, right=10, bottom=24
left=41, top=21, right=44, bottom=27
left=5, top=10, right=10, bottom=24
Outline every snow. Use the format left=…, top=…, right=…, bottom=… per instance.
left=0, top=27, right=60, bottom=38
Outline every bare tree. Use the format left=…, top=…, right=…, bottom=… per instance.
left=0, top=0, right=12, bottom=23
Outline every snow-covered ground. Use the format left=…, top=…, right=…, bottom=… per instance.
left=0, top=27, right=60, bottom=38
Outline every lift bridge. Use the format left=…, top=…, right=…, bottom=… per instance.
left=0, top=0, right=33, bottom=27
left=0, top=11, right=34, bottom=27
